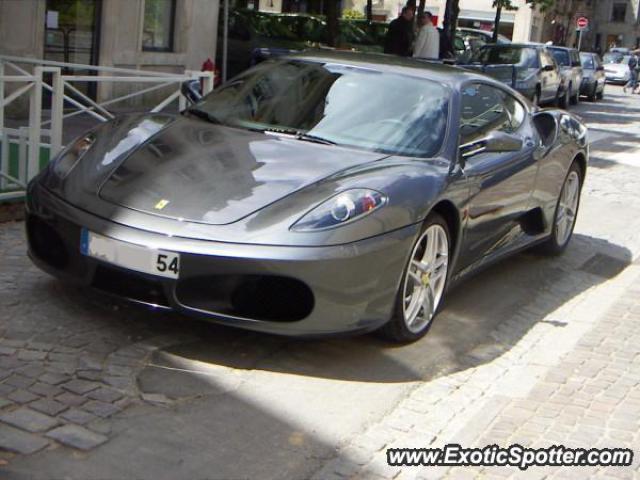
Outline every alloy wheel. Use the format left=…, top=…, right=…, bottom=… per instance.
left=402, top=224, right=449, bottom=334
left=555, top=170, right=580, bottom=247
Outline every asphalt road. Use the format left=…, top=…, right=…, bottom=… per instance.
left=3, top=85, right=640, bottom=480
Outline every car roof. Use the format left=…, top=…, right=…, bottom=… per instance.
left=287, top=50, right=494, bottom=86
left=547, top=45, right=577, bottom=52
left=479, top=43, right=543, bottom=49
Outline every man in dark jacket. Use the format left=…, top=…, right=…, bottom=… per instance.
left=384, top=6, right=415, bottom=57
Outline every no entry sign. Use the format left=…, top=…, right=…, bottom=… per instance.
left=577, top=17, right=589, bottom=29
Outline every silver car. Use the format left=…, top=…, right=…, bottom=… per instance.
left=548, top=46, right=583, bottom=107
left=603, top=52, right=631, bottom=84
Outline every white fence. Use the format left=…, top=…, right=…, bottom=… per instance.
left=0, top=55, right=214, bottom=201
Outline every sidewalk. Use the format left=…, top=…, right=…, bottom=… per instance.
left=311, top=264, right=640, bottom=480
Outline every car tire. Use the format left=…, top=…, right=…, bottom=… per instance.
left=570, top=83, right=579, bottom=105
left=538, top=161, right=583, bottom=256
left=531, top=89, right=541, bottom=106
left=596, top=88, right=604, bottom=100
left=378, top=212, right=451, bottom=343
left=588, top=85, right=597, bottom=102
left=557, top=88, right=569, bottom=109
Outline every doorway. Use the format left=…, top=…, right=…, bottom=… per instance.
left=44, top=0, right=102, bottom=100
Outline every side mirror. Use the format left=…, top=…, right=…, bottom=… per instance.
left=181, top=79, right=202, bottom=106
left=532, top=111, right=558, bottom=152
left=542, top=64, right=555, bottom=72
left=459, top=131, right=523, bottom=159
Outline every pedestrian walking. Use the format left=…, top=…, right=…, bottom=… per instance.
left=623, top=52, right=639, bottom=94
left=413, top=12, right=440, bottom=60
left=384, top=6, right=415, bottom=57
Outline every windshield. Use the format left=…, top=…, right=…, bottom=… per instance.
left=580, top=53, right=595, bottom=69
left=191, top=60, right=450, bottom=158
left=471, top=46, right=539, bottom=67
left=550, top=49, right=570, bottom=66
left=603, top=52, right=624, bottom=64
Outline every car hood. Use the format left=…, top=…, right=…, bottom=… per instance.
left=604, top=64, right=629, bottom=74
left=96, top=115, right=388, bottom=225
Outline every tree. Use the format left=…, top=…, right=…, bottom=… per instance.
left=441, top=0, right=460, bottom=59
left=418, top=0, right=426, bottom=17
left=326, top=0, right=341, bottom=48
left=492, top=0, right=518, bottom=43
left=441, top=0, right=557, bottom=57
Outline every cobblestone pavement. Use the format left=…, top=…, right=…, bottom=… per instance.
left=309, top=87, right=640, bottom=479
left=1, top=86, right=640, bottom=479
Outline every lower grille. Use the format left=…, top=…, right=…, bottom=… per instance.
left=92, top=265, right=170, bottom=307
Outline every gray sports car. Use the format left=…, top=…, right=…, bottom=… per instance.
left=26, top=52, right=588, bottom=342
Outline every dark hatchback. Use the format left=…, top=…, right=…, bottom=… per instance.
left=579, top=52, right=606, bottom=101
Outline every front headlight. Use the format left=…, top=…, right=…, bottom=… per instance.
left=51, top=132, right=97, bottom=178
left=291, top=189, right=387, bottom=232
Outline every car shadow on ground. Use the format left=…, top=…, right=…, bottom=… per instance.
left=105, top=233, right=632, bottom=387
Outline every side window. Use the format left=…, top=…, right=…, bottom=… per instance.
left=502, top=92, right=526, bottom=132
left=460, top=84, right=511, bottom=145
left=595, top=56, right=603, bottom=69
left=574, top=51, right=582, bottom=67
left=540, top=50, right=555, bottom=69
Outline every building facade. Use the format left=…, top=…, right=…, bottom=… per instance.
left=423, top=0, right=544, bottom=42
left=539, top=0, right=640, bottom=52
left=0, top=0, right=220, bottom=103
left=591, top=0, right=640, bottom=51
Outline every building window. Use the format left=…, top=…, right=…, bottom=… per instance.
left=142, top=0, right=176, bottom=51
left=611, top=3, right=627, bottom=23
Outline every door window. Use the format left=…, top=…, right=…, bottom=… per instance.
left=540, top=50, right=556, bottom=70
left=460, top=84, right=525, bottom=145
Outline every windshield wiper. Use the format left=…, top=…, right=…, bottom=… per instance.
left=295, top=133, right=336, bottom=146
left=261, top=127, right=336, bottom=146
left=188, top=108, right=224, bottom=125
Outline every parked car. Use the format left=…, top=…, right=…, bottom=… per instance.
left=217, top=10, right=310, bottom=79
left=602, top=52, right=632, bottom=84
left=609, top=47, right=631, bottom=55
left=458, top=27, right=511, bottom=49
left=463, top=44, right=564, bottom=105
left=548, top=46, right=583, bottom=107
left=27, top=51, right=588, bottom=342
left=217, top=10, right=388, bottom=79
left=350, top=19, right=389, bottom=46
left=579, top=52, right=606, bottom=101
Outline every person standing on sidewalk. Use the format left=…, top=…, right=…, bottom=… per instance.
left=623, top=52, right=639, bottom=94
left=413, top=12, right=440, bottom=60
left=384, top=6, right=415, bottom=57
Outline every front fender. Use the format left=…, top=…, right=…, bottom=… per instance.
left=240, top=157, right=454, bottom=246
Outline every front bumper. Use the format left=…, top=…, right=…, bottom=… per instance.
left=605, top=73, right=628, bottom=84
left=26, top=183, right=418, bottom=337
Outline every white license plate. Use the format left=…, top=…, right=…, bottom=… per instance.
left=80, top=229, right=180, bottom=279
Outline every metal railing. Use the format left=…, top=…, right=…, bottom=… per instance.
left=0, top=55, right=214, bottom=201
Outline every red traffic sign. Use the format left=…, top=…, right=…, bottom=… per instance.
left=576, top=17, right=589, bottom=29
